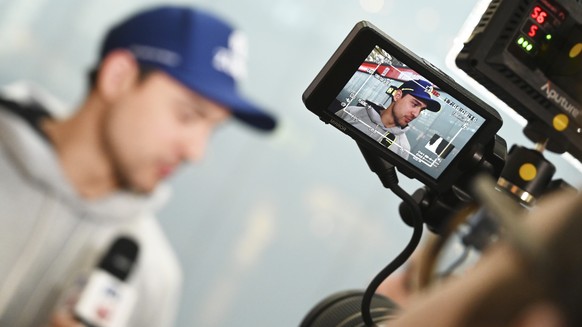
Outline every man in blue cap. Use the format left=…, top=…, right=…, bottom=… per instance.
left=336, top=79, right=440, bottom=160
left=0, top=5, right=275, bottom=327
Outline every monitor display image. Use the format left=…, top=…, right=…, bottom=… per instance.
left=329, top=45, right=487, bottom=179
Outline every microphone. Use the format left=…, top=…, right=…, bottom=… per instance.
left=73, top=236, right=139, bottom=327
left=300, top=290, right=399, bottom=327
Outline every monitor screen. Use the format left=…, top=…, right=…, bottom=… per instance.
left=329, top=45, right=487, bottom=179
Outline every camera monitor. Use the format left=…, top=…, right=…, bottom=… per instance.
left=303, top=21, right=502, bottom=192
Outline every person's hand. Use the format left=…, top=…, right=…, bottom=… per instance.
left=47, top=310, right=86, bottom=327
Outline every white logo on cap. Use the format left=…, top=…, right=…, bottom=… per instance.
left=424, top=85, right=434, bottom=97
left=213, top=30, right=248, bottom=81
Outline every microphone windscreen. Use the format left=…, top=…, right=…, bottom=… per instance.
left=300, top=290, right=399, bottom=327
left=98, top=236, right=139, bottom=281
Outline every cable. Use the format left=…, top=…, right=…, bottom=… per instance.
left=357, top=143, right=424, bottom=326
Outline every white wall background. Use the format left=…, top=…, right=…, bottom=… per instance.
left=1, top=0, right=581, bottom=326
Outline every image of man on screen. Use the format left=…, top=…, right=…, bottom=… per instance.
left=336, top=79, right=440, bottom=160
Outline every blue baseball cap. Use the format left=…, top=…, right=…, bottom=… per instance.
left=99, top=6, right=276, bottom=131
left=397, top=79, right=441, bottom=112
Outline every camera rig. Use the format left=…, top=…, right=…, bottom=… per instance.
left=412, top=0, right=581, bottom=234
left=301, top=1, right=582, bottom=326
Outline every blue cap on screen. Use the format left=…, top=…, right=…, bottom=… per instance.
left=398, top=79, right=441, bottom=112
left=100, top=6, right=277, bottom=131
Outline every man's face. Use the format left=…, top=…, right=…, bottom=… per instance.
left=102, top=71, right=231, bottom=193
left=390, top=91, right=427, bottom=127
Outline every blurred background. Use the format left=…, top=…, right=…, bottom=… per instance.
left=1, top=0, right=581, bottom=326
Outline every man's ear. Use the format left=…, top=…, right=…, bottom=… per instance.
left=393, top=89, right=403, bottom=101
left=95, top=49, right=140, bottom=102
left=513, top=303, right=566, bottom=327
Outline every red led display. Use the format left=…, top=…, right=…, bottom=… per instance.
left=531, top=6, right=548, bottom=24
left=528, top=23, right=539, bottom=37
left=517, top=1, right=564, bottom=52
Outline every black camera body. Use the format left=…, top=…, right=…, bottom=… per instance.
left=303, top=21, right=503, bottom=193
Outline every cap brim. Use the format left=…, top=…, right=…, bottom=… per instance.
left=425, top=100, right=441, bottom=112
left=407, top=93, right=441, bottom=112
left=168, top=69, right=277, bottom=132
left=200, top=85, right=277, bottom=131
left=418, top=97, right=440, bottom=112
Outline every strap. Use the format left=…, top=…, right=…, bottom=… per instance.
left=0, top=97, right=51, bottom=139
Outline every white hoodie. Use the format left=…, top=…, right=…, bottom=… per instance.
left=0, top=82, right=182, bottom=327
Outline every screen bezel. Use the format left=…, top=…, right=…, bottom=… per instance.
left=303, top=21, right=503, bottom=192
